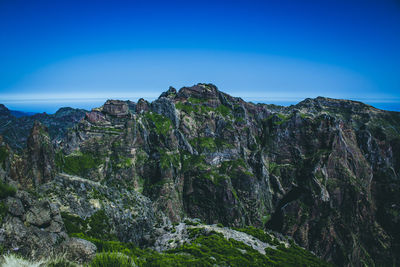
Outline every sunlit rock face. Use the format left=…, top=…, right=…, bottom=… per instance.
left=1, top=83, right=399, bottom=266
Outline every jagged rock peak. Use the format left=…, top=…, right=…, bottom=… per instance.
left=176, top=83, right=220, bottom=100
left=26, top=121, right=56, bottom=187
left=0, top=104, right=10, bottom=113
left=0, top=104, right=12, bottom=120
left=151, top=96, right=180, bottom=128
left=136, top=98, right=150, bottom=114
left=29, top=120, right=49, bottom=138
left=102, top=99, right=132, bottom=117
left=159, top=86, right=177, bottom=99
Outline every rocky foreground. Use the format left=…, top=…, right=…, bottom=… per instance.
left=0, top=83, right=399, bottom=266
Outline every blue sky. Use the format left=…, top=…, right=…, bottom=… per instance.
left=1, top=0, right=400, bottom=113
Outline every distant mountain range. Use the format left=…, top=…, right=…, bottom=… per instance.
left=9, top=110, right=36, bottom=118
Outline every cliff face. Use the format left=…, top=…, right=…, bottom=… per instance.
left=0, top=83, right=399, bottom=266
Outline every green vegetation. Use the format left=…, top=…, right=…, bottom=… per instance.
left=61, top=211, right=88, bottom=234
left=176, top=100, right=214, bottom=115
left=274, top=113, right=292, bottom=125
left=181, top=153, right=208, bottom=173
left=71, top=233, right=128, bottom=252
left=300, top=113, right=309, bottom=119
left=0, top=254, right=77, bottom=267
left=265, top=113, right=293, bottom=126
left=216, top=104, right=231, bottom=117
left=55, top=225, right=331, bottom=267
left=184, top=219, right=200, bottom=226
left=175, top=97, right=232, bottom=118
left=91, top=126, right=124, bottom=134
left=60, top=151, right=104, bottom=177
left=46, top=257, right=78, bottom=267
left=265, top=242, right=331, bottom=267
left=90, top=252, right=135, bottom=267
left=145, top=112, right=172, bottom=135
left=0, top=202, right=8, bottom=224
left=0, top=146, right=9, bottom=168
left=189, top=137, right=233, bottom=153
left=175, top=102, right=197, bottom=114
left=55, top=150, right=64, bottom=170
left=262, top=214, right=271, bottom=226
left=0, top=181, right=16, bottom=199
left=188, top=97, right=207, bottom=104
left=159, top=149, right=180, bottom=169
left=268, top=162, right=294, bottom=177
left=87, top=210, right=115, bottom=240
left=268, top=162, right=280, bottom=176
left=111, top=154, right=132, bottom=171
left=232, top=226, right=280, bottom=246
left=200, top=170, right=227, bottom=185
left=62, top=209, right=116, bottom=241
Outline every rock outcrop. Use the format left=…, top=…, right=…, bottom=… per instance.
left=102, top=100, right=131, bottom=118
left=26, top=121, right=56, bottom=187
left=0, top=190, right=68, bottom=258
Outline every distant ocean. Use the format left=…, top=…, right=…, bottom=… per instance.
left=369, top=103, right=400, bottom=112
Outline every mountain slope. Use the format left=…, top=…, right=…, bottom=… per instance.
left=0, top=83, right=399, bottom=266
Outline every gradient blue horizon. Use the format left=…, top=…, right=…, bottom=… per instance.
left=1, top=0, right=400, bottom=113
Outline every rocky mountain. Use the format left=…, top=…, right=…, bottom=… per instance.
left=0, top=83, right=399, bottom=266
left=0, top=104, right=87, bottom=150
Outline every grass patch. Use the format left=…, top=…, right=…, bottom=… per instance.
left=111, top=155, right=132, bottom=171
left=73, top=229, right=330, bottom=267
left=145, top=112, right=172, bottom=135
left=46, top=257, right=78, bottom=267
left=216, top=104, right=231, bottom=117
left=181, top=153, right=208, bottom=172
left=175, top=102, right=198, bottom=114
left=0, top=181, right=16, bottom=199
left=61, top=211, right=87, bottom=234
left=266, top=242, right=331, bottom=267
left=62, top=210, right=116, bottom=241
left=87, top=210, right=115, bottom=240
left=189, top=137, right=233, bottom=153
left=188, top=97, right=208, bottom=104
left=61, top=151, right=103, bottom=177
left=184, top=219, right=200, bottom=226
left=90, top=252, right=135, bottom=267
left=0, top=146, right=9, bottom=168
left=159, top=149, right=180, bottom=169
left=232, top=226, right=280, bottom=246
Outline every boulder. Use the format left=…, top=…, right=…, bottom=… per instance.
left=64, top=237, right=97, bottom=263
left=25, top=200, right=52, bottom=227
left=6, top=197, right=24, bottom=217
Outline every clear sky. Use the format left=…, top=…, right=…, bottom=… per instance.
left=1, top=0, right=400, bottom=113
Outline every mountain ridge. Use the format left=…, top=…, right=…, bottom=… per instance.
left=0, top=83, right=399, bottom=266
